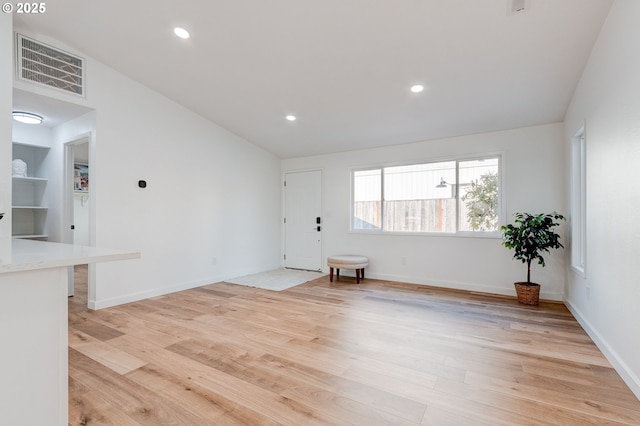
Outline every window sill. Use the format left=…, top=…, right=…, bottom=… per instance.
left=350, top=229, right=502, bottom=239
left=571, top=265, right=586, bottom=278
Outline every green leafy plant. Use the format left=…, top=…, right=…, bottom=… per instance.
left=461, top=172, right=498, bottom=231
left=500, top=212, right=565, bottom=285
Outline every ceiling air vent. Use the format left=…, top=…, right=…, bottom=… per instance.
left=16, top=34, right=84, bottom=96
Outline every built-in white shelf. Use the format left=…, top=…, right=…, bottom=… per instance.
left=12, top=176, right=48, bottom=183
left=12, top=142, right=51, bottom=240
left=12, top=234, right=48, bottom=240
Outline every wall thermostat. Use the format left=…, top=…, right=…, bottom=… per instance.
left=138, top=180, right=147, bottom=188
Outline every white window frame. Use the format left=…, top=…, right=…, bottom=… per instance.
left=350, top=153, right=504, bottom=237
left=571, top=127, right=587, bottom=277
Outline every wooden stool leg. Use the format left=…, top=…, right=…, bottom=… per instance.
left=361, top=268, right=365, bottom=280
left=329, top=267, right=334, bottom=282
left=356, top=269, right=360, bottom=284
left=336, top=269, right=340, bottom=280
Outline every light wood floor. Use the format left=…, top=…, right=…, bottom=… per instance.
left=69, top=267, right=640, bottom=425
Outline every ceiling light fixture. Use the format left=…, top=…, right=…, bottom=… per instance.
left=410, top=84, right=424, bottom=93
left=12, top=111, right=43, bottom=125
left=285, top=115, right=296, bottom=122
left=173, top=27, right=190, bottom=39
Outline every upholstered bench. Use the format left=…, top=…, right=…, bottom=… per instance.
left=327, top=255, right=369, bottom=284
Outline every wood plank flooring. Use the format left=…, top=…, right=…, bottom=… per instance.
left=68, top=266, right=640, bottom=425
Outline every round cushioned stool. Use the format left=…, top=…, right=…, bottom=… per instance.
left=327, top=255, right=369, bottom=284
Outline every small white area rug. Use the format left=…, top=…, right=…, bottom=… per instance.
left=225, top=268, right=325, bottom=291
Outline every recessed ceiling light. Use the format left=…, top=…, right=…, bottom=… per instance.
left=12, top=111, right=43, bottom=125
left=285, top=115, right=296, bottom=122
left=410, top=84, right=424, bottom=93
left=174, top=27, right=190, bottom=39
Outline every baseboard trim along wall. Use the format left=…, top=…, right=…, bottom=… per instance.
left=337, top=270, right=564, bottom=301
left=89, top=275, right=228, bottom=310
left=564, top=297, right=640, bottom=400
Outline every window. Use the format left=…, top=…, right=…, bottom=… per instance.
left=353, top=169, right=382, bottom=230
left=352, top=155, right=501, bottom=234
left=571, top=128, right=586, bottom=275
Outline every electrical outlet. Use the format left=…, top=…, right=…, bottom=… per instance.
left=401, top=257, right=407, bottom=266
left=212, top=257, right=218, bottom=266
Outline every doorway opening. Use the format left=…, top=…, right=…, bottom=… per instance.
left=64, top=136, right=92, bottom=301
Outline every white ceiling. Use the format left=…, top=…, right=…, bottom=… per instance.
left=14, top=0, right=612, bottom=158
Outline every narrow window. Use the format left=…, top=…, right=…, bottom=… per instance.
left=571, top=127, right=586, bottom=275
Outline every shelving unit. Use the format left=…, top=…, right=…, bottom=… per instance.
left=12, top=142, right=50, bottom=240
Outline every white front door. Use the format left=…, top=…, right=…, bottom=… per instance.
left=284, top=170, right=322, bottom=271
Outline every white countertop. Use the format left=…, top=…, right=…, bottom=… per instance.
left=0, top=239, right=140, bottom=274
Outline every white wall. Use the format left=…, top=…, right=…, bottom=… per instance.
left=0, top=14, right=12, bottom=263
left=12, top=120, right=53, bottom=148
left=12, top=29, right=282, bottom=308
left=91, top=76, right=282, bottom=308
left=563, top=0, right=640, bottom=399
left=283, top=123, right=567, bottom=300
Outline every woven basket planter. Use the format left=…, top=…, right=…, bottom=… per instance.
left=514, top=282, right=540, bottom=306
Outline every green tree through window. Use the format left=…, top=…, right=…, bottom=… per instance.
left=461, top=172, right=499, bottom=231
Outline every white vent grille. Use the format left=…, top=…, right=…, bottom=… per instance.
left=16, top=34, right=84, bottom=96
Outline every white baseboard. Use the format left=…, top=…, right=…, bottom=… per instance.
left=335, top=270, right=564, bottom=301
left=89, top=275, right=226, bottom=310
left=564, top=297, right=640, bottom=400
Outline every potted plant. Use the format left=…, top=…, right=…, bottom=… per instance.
left=500, top=212, right=565, bottom=305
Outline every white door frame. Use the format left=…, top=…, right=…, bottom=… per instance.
left=63, top=134, right=92, bottom=298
